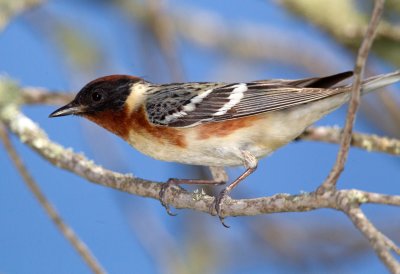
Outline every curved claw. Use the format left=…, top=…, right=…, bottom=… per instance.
left=159, top=179, right=178, bottom=216
left=213, top=189, right=230, bottom=228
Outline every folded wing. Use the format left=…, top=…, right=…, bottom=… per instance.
left=146, top=71, right=353, bottom=127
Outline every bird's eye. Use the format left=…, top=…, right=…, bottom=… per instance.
left=92, top=91, right=103, bottom=102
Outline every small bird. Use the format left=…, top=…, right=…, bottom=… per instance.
left=50, top=70, right=400, bottom=227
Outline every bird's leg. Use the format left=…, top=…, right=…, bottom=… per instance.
left=159, top=167, right=228, bottom=216
left=214, top=151, right=258, bottom=228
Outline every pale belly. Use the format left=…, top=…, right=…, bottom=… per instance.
left=127, top=94, right=349, bottom=167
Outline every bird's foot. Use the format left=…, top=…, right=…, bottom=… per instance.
left=159, top=178, right=178, bottom=216
left=212, top=188, right=230, bottom=228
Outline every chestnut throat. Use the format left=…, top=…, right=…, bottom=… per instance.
left=84, top=106, right=187, bottom=148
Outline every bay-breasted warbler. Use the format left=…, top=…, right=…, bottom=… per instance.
left=50, top=70, right=400, bottom=227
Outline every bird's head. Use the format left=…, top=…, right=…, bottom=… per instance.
left=49, top=75, right=147, bottom=138
left=49, top=75, right=142, bottom=118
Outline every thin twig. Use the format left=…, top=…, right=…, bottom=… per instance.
left=318, top=0, right=385, bottom=193
left=342, top=205, right=400, bottom=272
left=0, top=123, right=106, bottom=274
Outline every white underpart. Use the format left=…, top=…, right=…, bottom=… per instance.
left=164, top=88, right=214, bottom=122
left=213, top=83, right=247, bottom=116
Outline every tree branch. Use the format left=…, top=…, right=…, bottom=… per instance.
left=300, top=126, right=400, bottom=156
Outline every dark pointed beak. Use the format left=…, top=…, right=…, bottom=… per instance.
left=49, top=101, right=85, bottom=118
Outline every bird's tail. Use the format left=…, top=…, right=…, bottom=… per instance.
left=361, top=70, right=400, bottom=94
